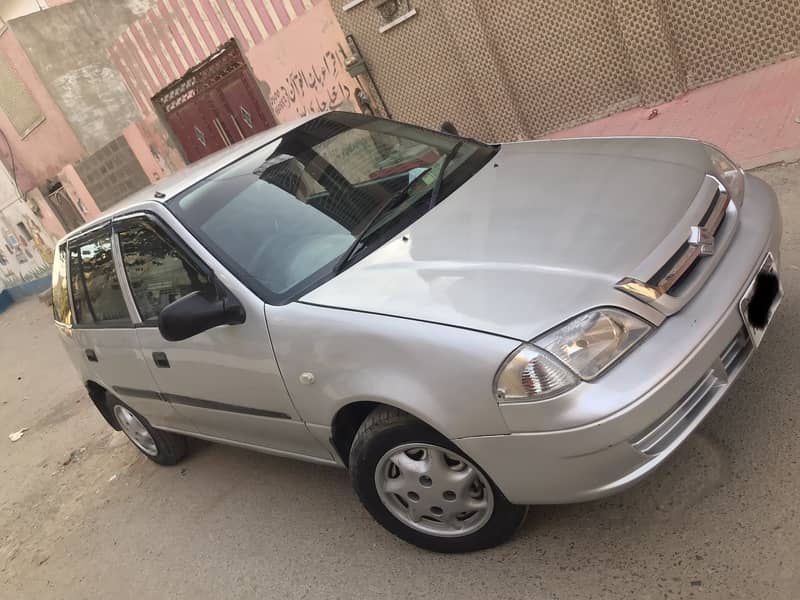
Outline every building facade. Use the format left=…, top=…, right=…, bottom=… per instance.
left=0, top=0, right=797, bottom=267
left=333, top=1, right=800, bottom=142
left=0, top=157, right=56, bottom=289
left=0, top=0, right=362, bottom=251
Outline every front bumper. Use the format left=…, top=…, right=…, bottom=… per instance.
left=456, top=175, right=782, bottom=505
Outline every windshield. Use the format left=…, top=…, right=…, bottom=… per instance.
left=167, top=112, right=493, bottom=304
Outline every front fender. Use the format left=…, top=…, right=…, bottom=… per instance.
left=265, top=303, right=517, bottom=439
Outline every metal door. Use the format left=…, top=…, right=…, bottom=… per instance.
left=217, top=75, right=275, bottom=140
left=167, top=98, right=229, bottom=163
left=153, top=39, right=276, bottom=163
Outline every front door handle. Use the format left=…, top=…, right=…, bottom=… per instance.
left=152, top=352, right=170, bottom=368
left=85, top=349, right=98, bottom=362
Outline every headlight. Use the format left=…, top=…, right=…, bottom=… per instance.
left=705, top=144, right=745, bottom=207
left=537, top=309, right=651, bottom=380
left=494, top=309, right=651, bottom=403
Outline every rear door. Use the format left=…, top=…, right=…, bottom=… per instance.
left=114, top=213, right=331, bottom=461
left=65, top=225, right=188, bottom=430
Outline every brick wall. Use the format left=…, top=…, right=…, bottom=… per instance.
left=73, top=136, right=150, bottom=211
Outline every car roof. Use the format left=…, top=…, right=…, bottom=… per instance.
left=58, top=112, right=321, bottom=244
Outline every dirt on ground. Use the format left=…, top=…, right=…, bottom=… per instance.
left=1, top=163, right=800, bottom=600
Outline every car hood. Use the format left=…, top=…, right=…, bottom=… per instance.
left=302, top=137, right=711, bottom=340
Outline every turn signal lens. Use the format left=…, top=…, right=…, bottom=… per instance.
left=494, top=345, right=579, bottom=403
left=705, top=144, right=745, bottom=207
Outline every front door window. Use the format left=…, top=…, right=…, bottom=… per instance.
left=117, top=219, right=210, bottom=323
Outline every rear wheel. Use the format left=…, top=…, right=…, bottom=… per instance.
left=349, top=406, right=527, bottom=552
left=107, top=396, right=187, bottom=466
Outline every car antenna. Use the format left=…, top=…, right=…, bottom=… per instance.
left=154, top=191, right=166, bottom=199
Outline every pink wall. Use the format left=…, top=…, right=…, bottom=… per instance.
left=246, top=1, right=359, bottom=123
left=547, top=56, right=800, bottom=169
left=0, top=29, right=84, bottom=191
left=28, top=188, right=66, bottom=240
left=123, top=114, right=185, bottom=184
left=58, top=164, right=101, bottom=221
left=106, top=0, right=356, bottom=180
left=108, top=0, right=324, bottom=116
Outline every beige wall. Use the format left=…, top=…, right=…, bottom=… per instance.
left=333, top=0, right=800, bottom=141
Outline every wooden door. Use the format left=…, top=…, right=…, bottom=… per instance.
left=153, top=39, right=276, bottom=163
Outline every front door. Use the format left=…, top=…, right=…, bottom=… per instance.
left=114, top=213, right=330, bottom=460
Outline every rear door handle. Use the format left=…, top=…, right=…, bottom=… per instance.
left=152, top=352, right=170, bottom=368
left=85, top=349, right=98, bottom=362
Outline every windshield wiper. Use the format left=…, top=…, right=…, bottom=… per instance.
left=428, top=141, right=462, bottom=210
left=334, top=191, right=409, bottom=274
left=335, top=141, right=464, bottom=275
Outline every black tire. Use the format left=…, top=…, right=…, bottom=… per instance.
left=106, top=395, right=187, bottom=466
left=349, top=406, right=527, bottom=552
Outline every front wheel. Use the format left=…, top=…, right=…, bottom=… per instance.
left=107, top=396, right=187, bottom=466
left=349, top=406, right=527, bottom=552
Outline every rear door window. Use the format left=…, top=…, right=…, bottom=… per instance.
left=117, top=218, right=210, bottom=323
left=68, top=229, right=130, bottom=326
left=52, top=243, right=72, bottom=324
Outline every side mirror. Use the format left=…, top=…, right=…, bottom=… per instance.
left=158, top=290, right=246, bottom=342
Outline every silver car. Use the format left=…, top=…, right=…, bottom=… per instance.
left=52, top=112, right=782, bottom=552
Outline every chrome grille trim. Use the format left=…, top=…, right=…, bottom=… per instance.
left=700, top=179, right=730, bottom=233
left=631, top=328, right=752, bottom=456
left=647, top=181, right=729, bottom=294
left=615, top=175, right=738, bottom=315
left=647, top=176, right=731, bottom=294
